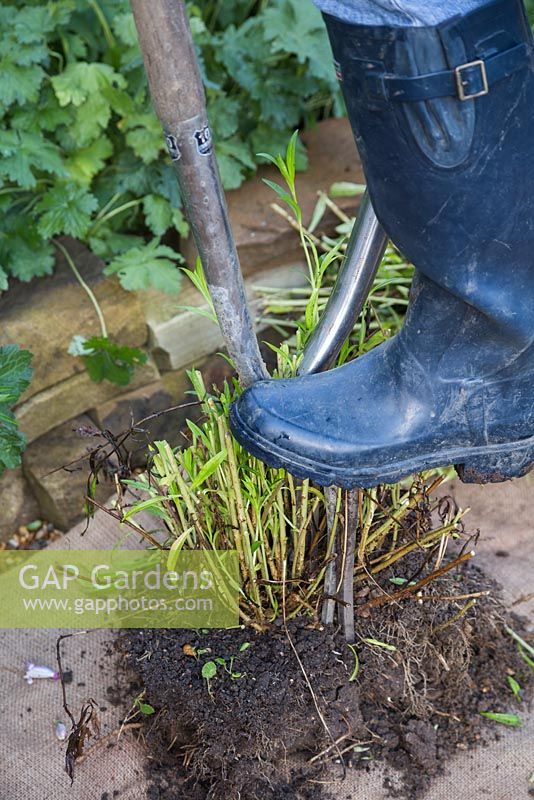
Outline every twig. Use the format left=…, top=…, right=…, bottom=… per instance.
left=84, top=495, right=164, bottom=550
left=511, top=591, right=534, bottom=607
left=356, top=551, right=475, bottom=615
left=321, top=192, right=352, bottom=225
left=78, top=723, right=143, bottom=760
left=53, top=240, right=108, bottom=338
left=403, top=591, right=490, bottom=602
left=308, top=733, right=374, bottom=765
left=433, top=599, right=477, bottom=633
left=56, top=631, right=93, bottom=727
left=270, top=203, right=329, bottom=251
left=56, top=631, right=99, bottom=784
left=44, top=401, right=201, bottom=478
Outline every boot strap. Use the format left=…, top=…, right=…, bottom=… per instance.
left=363, top=42, right=529, bottom=102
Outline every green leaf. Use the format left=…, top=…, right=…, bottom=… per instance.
left=190, top=450, right=227, bottom=490
left=36, top=183, right=98, bottom=239
left=0, top=131, right=65, bottom=189
left=215, top=137, right=255, bottom=190
left=0, top=407, right=27, bottom=476
left=208, top=95, right=240, bottom=140
left=480, top=712, right=522, bottom=728
left=123, top=113, right=165, bottom=165
left=262, top=0, right=336, bottom=83
left=139, top=703, right=155, bottom=715
left=143, top=194, right=172, bottom=236
left=52, top=62, right=127, bottom=147
left=0, top=223, right=55, bottom=283
left=52, top=62, right=126, bottom=107
left=66, top=137, right=113, bottom=186
left=10, top=88, right=70, bottom=133
left=262, top=178, right=299, bottom=215
left=171, top=207, right=189, bottom=238
left=0, top=345, right=33, bottom=406
left=88, top=231, right=145, bottom=259
left=166, top=528, right=194, bottom=572
left=104, top=239, right=183, bottom=294
left=75, top=336, right=147, bottom=387
left=0, top=345, right=33, bottom=476
left=330, top=182, right=366, bottom=198
left=507, top=676, right=522, bottom=700
left=70, top=94, right=114, bottom=148
left=201, top=661, right=217, bottom=680
left=0, top=62, right=44, bottom=108
left=112, top=12, right=139, bottom=48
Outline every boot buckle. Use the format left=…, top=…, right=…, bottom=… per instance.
left=454, top=59, right=489, bottom=101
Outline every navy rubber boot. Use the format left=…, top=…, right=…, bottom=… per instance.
left=230, top=0, right=534, bottom=488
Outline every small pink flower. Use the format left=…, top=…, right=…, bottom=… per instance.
left=24, top=662, right=60, bottom=685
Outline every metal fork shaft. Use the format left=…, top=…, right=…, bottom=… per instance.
left=130, top=0, right=268, bottom=387
left=298, top=192, right=387, bottom=376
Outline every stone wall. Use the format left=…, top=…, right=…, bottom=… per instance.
left=0, top=118, right=363, bottom=539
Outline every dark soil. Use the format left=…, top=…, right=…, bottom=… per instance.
left=123, top=560, right=533, bottom=800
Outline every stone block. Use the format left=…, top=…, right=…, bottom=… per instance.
left=0, top=238, right=147, bottom=402
left=0, top=467, right=41, bottom=542
left=22, top=414, right=111, bottom=531
left=146, top=262, right=307, bottom=371
left=15, top=358, right=160, bottom=444
left=90, top=379, right=190, bottom=466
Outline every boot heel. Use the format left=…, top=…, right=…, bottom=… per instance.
left=456, top=444, right=534, bottom=484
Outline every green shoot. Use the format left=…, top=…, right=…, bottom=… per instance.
left=362, top=638, right=397, bottom=652
left=505, top=626, right=534, bottom=659
left=507, top=675, right=522, bottom=701
left=202, top=660, right=218, bottom=696
left=480, top=712, right=522, bottom=728
left=347, top=644, right=360, bottom=682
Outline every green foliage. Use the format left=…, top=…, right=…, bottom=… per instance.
left=0, top=345, right=33, bottom=476
left=104, top=239, right=183, bottom=294
left=0, top=0, right=339, bottom=289
left=70, top=335, right=147, bottom=386
left=479, top=712, right=522, bottom=728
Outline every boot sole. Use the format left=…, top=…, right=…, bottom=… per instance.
left=229, top=405, right=534, bottom=488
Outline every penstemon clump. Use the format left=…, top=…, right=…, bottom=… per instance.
left=117, top=136, right=467, bottom=628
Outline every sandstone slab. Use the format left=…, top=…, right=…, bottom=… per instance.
left=145, top=262, right=308, bottom=371
left=15, top=358, right=160, bottom=444
left=90, top=379, right=189, bottom=466
left=0, top=237, right=147, bottom=402
left=22, top=413, right=112, bottom=531
left=0, top=467, right=41, bottom=542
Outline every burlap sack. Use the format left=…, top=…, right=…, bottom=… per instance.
left=0, top=507, right=153, bottom=800
left=0, top=477, right=532, bottom=800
